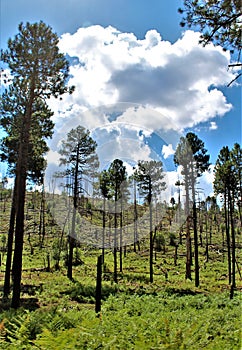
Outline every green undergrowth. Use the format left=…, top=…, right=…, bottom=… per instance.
left=0, top=244, right=241, bottom=349
left=0, top=192, right=241, bottom=349
left=0, top=291, right=240, bottom=349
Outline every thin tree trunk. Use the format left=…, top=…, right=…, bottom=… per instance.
left=174, top=244, right=178, bottom=266
left=205, top=216, right=209, bottom=263
left=191, top=171, right=199, bottom=287
left=67, top=236, right=75, bottom=280
left=119, top=210, right=123, bottom=273
left=95, top=255, right=102, bottom=314
left=114, top=184, right=118, bottom=283
left=228, top=190, right=236, bottom=298
left=149, top=183, right=153, bottom=283
left=199, top=224, right=203, bottom=247
left=185, top=175, right=192, bottom=280
left=102, top=198, right=106, bottom=265
left=222, top=227, right=225, bottom=263
left=40, top=182, right=46, bottom=247
left=3, top=179, right=17, bottom=297
left=133, top=179, right=137, bottom=252
left=193, top=201, right=199, bottom=287
left=68, top=148, right=79, bottom=281
left=224, top=192, right=231, bottom=285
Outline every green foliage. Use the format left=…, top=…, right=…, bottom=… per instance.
left=179, top=0, right=242, bottom=54
left=0, top=21, right=74, bottom=179
left=58, top=125, right=98, bottom=182
left=2, top=21, right=73, bottom=97
left=135, top=160, right=166, bottom=204
left=1, top=21, right=75, bottom=308
left=154, top=232, right=166, bottom=251
left=1, top=292, right=238, bottom=349
left=108, top=159, right=128, bottom=201
left=0, top=181, right=241, bottom=349
left=99, top=169, right=112, bottom=199
left=169, top=232, right=177, bottom=246
left=214, top=143, right=241, bottom=204
left=174, top=132, right=210, bottom=184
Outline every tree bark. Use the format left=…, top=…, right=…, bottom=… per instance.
left=119, top=211, right=123, bottom=273
left=224, top=191, right=231, bottom=284
left=68, top=147, right=79, bottom=281
left=133, top=179, right=137, bottom=252
left=95, top=255, right=102, bottom=314
left=191, top=170, right=199, bottom=287
left=149, top=178, right=153, bottom=283
left=11, top=91, right=34, bottom=308
left=102, top=198, right=106, bottom=265
left=11, top=157, right=28, bottom=308
left=113, top=183, right=118, bottom=283
left=3, top=179, right=17, bottom=297
left=193, top=201, right=199, bottom=287
left=185, top=175, right=192, bottom=280
left=228, top=190, right=236, bottom=297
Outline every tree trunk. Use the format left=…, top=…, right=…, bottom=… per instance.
left=102, top=198, right=106, bottom=264
left=3, top=179, right=17, bottom=297
left=193, top=201, right=199, bottom=287
left=11, top=164, right=27, bottom=308
left=68, top=146, right=80, bottom=281
left=228, top=190, right=236, bottom=297
left=149, top=187, right=153, bottom=283
left=95, top=255, right=102, bottom=314
left=67, top=236, right=74, bottom=280
left=114, top=185, right=118, bottom=283
left=133, top=179, right=137, bottom=252
left=199, top=224, right=203, bottom=247
left=174, top=244, right=178, bottom=266
left=191, top=170, right=199, bottom=287
left=222, top=227, right=225, bottom=263
left=119, top=211, right=123, bottom=273
left=40, top=183, right=46, bottom=247
left=46, top=252, right=50, bottom=272
left=224, top=192, right=231, bottom=284
left=185, top=175, right=192, bottom=280
left=11, top=94, right=34, bottom=308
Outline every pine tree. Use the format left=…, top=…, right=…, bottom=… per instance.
left=178, top=0, right=241, bottom=84
left=58, top=126, right=98, bottom=280
left=135, top=160, right=166, bottom=283
left=99, top=170, right=111, bottom=264
left=107, top=159, right=127, bottom=283
left=179, top=0, right=241, bottom=53
left=214, top=143, right=241, bottom=297
left=174, top=132, right=210, bottom=286
left=1, top=21, right=73, bottom=308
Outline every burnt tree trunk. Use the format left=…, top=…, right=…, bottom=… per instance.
left=95, top=255, right=102, bottom=314
left=3, top=179, right=17, bottom=297
left=185, top=177, right=192, bottom=280
left=11, top=91, right=34, bottom=309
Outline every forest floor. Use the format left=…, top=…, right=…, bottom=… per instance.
left=0, top=192, right=241, bottom=349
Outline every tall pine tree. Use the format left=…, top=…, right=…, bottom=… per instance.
left=58, top=126, right=98, bottom=280
left=174, top=132, right=210, bottom=286
left=1, top=21, right=74, bottom=308
left=134, top=160, right=166, bottom=283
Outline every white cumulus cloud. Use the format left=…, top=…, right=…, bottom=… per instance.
left=209, top=121, right=218, bottom=130
left=162, top=144, right=175, bottom=159
left=44, top=25, right=236, bottom=196
left=48, top=25, right=234, bottom=132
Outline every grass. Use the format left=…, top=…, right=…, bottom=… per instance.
left=0, top=191, right=241, bottom=349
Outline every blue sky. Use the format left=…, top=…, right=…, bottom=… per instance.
left=1, top=0, right=183, bottom=45
left=0, top=0, right=241, bottom=197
